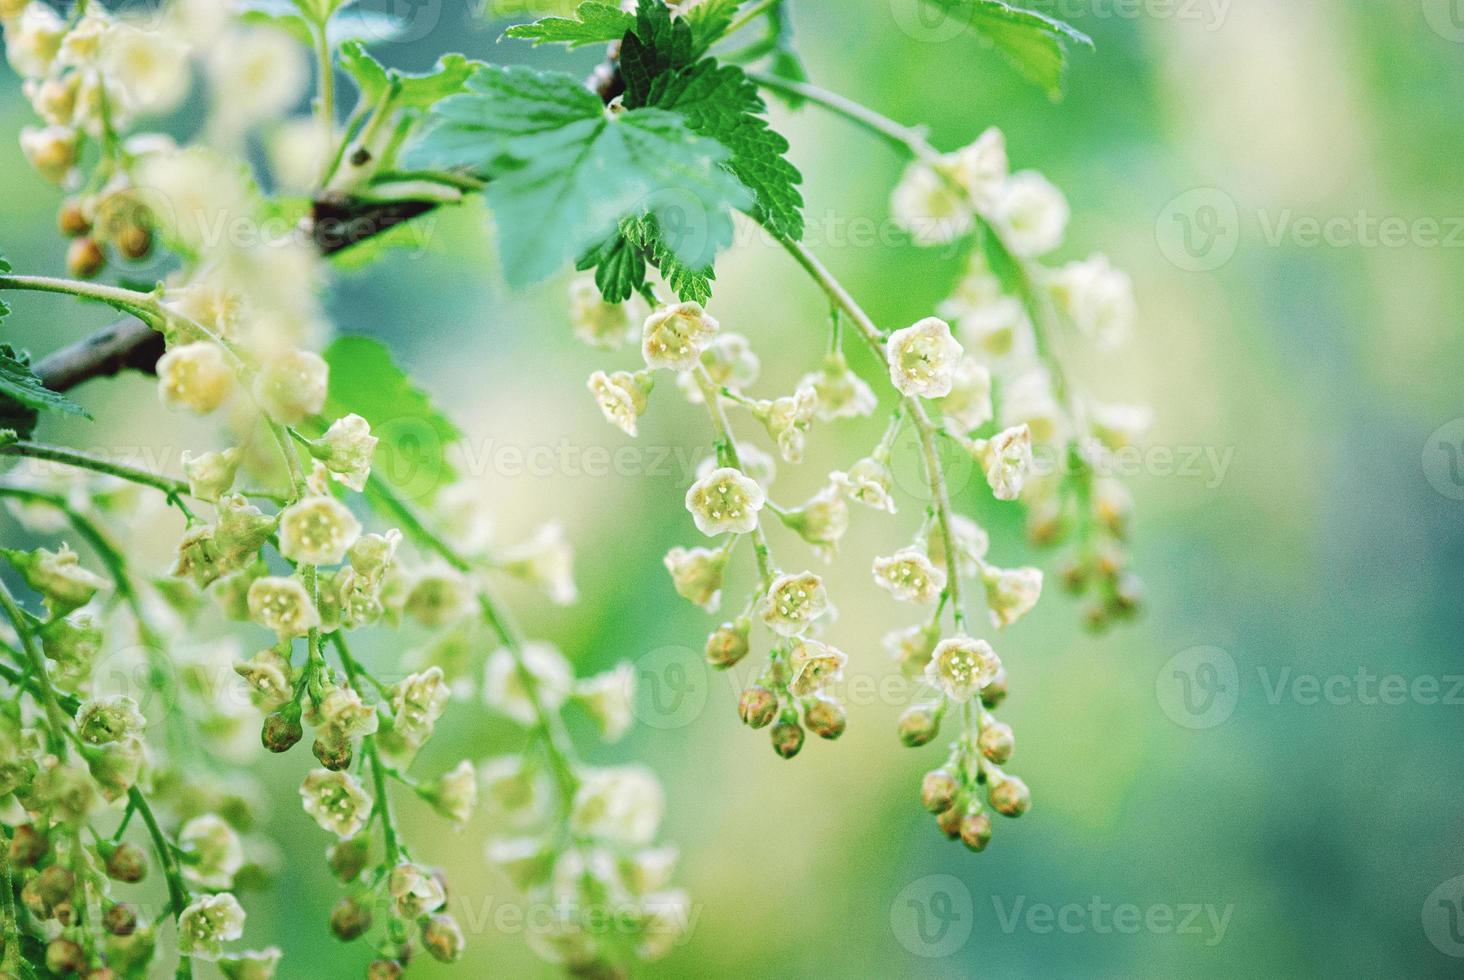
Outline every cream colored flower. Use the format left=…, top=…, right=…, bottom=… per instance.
left=663, top=545, right=727, bottom=610
left=388, top=862, right=446, bottom=917
left=982, top=565, right=1044, bottom=628
left=18, top=124, right=77, bottom=184
left=207, top=26, right=309, bottom=131
left=872, top=548, right=946, bottom=604
left=588, top=370, right=650, bottom=436
left=253, top=349, right=328, bottom=425
left=798, top=353, right=876, bottom=420
left=179, top=814, right=244, bottom=890
left=103, top=21, right=191, bottom=116
left=991, top=170, right=1069, bottom=257
left=278, top=495, right=361, bottom=566
left=948, top=126, right=1008, bottom=208
left=182, top=448, right=241, bottom=502
left=891, top=161, right=972, bottom=246
left=925, top=513, right=989, bottom=579
left=178, top=893, right=245, bottom=960
left=788, top=639, right=847, bottom=697
left=752, top=385, right=818, bottom=463
left=924, top=635, right=1001, bottom=703
left=575, top=663, right=635, bottom=742
left=976, top=424, right=1033, bottom=501
left=484, top=643, right=573, bottom=726
left=1050, top=254, right=1135, bottom=349
left=157, top=342, right=235, bottom=414
left=570, top=274, right=643, bottom=349
left=886, top=317, right=962, bottom=398
left=642, top=302, right=718, bottom=371
left=570, top=766, right=664, bottom=846
left=678, top=332, right=759, bottom=402
left=831, top=456, right=897, bottom=514
left=684, top=466, right=764, bottom=536
left=760, top=571, right=829, bottom=637
left=422, top=760, right=478, bottom=829
left=499, top=522, right=577, bottom=605
left=4, top=3, right=65, bottom=79
left=317, top=414, right=377, bottom=491
left=1090, top=402, right=1153, bottom=452
left=246, top=576, right=318, bottom=638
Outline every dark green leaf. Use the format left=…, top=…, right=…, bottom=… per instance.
left=502, top=2, right=636, bottom=48
left=576, top=233, right=648, bottom=304
left=921, top=0, right=1091, bottom=98
left=321, top=336, right=461, bottom=503
left=620, top=0, right=696, bottom=109
left=409, top=65, right=751, bottom=287
left=648, top=58, right=803, bottom=238
left=0, top=344, right=90, bottom=440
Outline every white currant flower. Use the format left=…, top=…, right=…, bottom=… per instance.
left=752, top=385, right=818, bottom=463
left=925, top=513, right=990, bottom=579
left=215, top=948, right=282, bottom=980
left=380, top=667, right=449, bottom=760
left=570, top=766, right=664, bottom=846
left=948, top=126, right=1008, bottom=208
left=404, top=564, right=474, bottom=626
left=684, top=466, right=764, bottom=536
left=975, top=424, right=1033, bottom=501
left=831, top=456, right=898, bottom=514
left=7, top=544, right=107, bottom=615
left=779, top=484, right=849, bottom=560
left=570, top=274, right=643, bottom=349
left=316, top=414, right=377, bottom=491
left=575, top=662, right=636, bottom=742
left=179, top=814, right=245, bottom=890
left=18, top=123, right=78, bottom=184
left=499, top=522, right=577, bottom=605
left=300, top=768, right=372, bottom=838
left=872, top=548, right=946, bottom=604
left=697, top=443, right=776, bottom=492
left=788, top=638, right=847, bottom=697
left=1050, top=254, right=1136, bottom=349
left=206, top=26, right=309, bottom=132
left=102, top=21, right=191, bottom=117
left=182, top=447, right=241, bottom=502
left=4, top=3, right=65, bottom=79
left=798, top=353, right=876, bottom=421
left=677, top=332, right=760, bottom=403
left=588, top=370, right=650, bottom=436
left=484, top=643, right=573, bottom=726
left=234, top=648, right=293, bottom=711
left=884, top=621, right=941, bottom=676
left=1090, top=402, right=1153, bottom=451
left=277, top=495, right=361, bottom=566
left=663, top=545, right=728, bottom=611
left=886, top=317, right=963, bottom=398
left=479, top=756, right=551, bottom=827
left=422, top=760, right=478, bottom=829
left=253, top=349, right=328, bottom=425
left=957, top=296, right=1035, bottom=364
left=76, top=695, right=145, bottom=745
left=924, top=635, right=1002, bottom=703
left=642, top=301, right=719, bottom=371
left=246, top=575, right=318, bottom=638
left=890, top=160, right=973, bottom=246
left=157, top=342, right=235, bottom=414
left=760, top=570, right=829, bottom=637
left=388, top=862, right=447, bottom=918
left=310, top=684, right=379, bottom=746
left=991, top=170, right=1069, bottom=257
left=178, top=893, right=246, bottom=960
left=937, top=360, right=993, bottom=434
left=982, top=565, right=1044, bottom=628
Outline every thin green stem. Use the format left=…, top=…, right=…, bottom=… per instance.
left=694, top=366, right=774, bottom=583
left=0, top=643, right=82, bottom=714
left=1, top=440, right=189, bottom=500
left=745, top=71, right=938, bottom=161
left=724, top=0, right=780, bottom=37
left=331, top=633, right=402, bottom=863
left=127, top=786, right=193, bottom=979
left=0, top=274, right=161, bottom=321
left=0, top=579, right=68, bottom=757
left=313, top=23, right=336, bottom=187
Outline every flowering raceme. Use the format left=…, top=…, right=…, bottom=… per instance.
left=0, top=0, right=1140, bottom=974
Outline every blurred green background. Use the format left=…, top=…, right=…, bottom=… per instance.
left=5, top=1, right=1464, bottom=977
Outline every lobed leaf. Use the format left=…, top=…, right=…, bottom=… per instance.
left=501, top=2, right=636, bottom=48
left=921, top=0, right=1092, bottom=98
left=338, top=41, right=477, bottom=110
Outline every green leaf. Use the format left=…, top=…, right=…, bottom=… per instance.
left=321, top=336, right=461, bottom=503
left=0, top=250, right=10, bottom=324
left=410, top=65, right=751, bottom=287
left=921, top=0, right=1091, bottom=98
left=684, top=0, right=746, bottom=50
left=620, top=0, right=696, bottom=109
left=338, top=41, right=477, bottom=110
left=647, top=58, right=803, bottom=239
left=0, top=344, right=90, bottom=439
left=576, top=232, right=648, bottom=304
left=502, top=2, right=635, bottom=48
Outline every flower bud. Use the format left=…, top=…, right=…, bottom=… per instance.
left=105, top=902, right=139, bottom=936
left=989, top=775, right=1031, bottom=817
left=58, top=199, right=91, bottom=237
left=959, top=810, right=993, bottom=852
left=182, top=448, right=241, bottom=503
left=327, top=836, right=370, bottom=883
left=36, top=865, right=76, bottom=909
left=312, top=737, right=353, bottom=772
left=1059, top=558, right=1088, bottom=594
left=9, top=824, right=48, bottom=867
left=262, top=710, right=303, bottom=753
left=20, top=124, right=77, bottom=183
left=423, top=913, right=465, bottom=963
left=367, top=961, right=404, bottom=980
left=3, top=544, right=107, bottom=615
left=737, top=685, right=778, bottom=729
left=46, top=938, right=86, bottom=975
left=329, top=896, right=372, bottom=941
left=253, top=349, right=329, bottom=425
left=66, top=235, right=106, bottom=279
left=920, top=769, right=959, bottom=814
left=105, top=842, right=147, bottom=883
left=980, top=668, right=1008, bottom=709
left=803, top=697, right=846, bottom=740
left=1110, top=572, right=1143, bottom=619
left=898, top=705, right=941, bottom=747
left=770, top=718, right=805, bottom=759
left=157, top=342, right=235, bottom=415
left=934, top=803, right=963, bottom=839
left=978, top=721, right=1014, bottom=764
left=704, top=619, right=750, bottom=669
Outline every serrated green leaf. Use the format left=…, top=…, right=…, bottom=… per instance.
left=648, top=59, right=803, bottom=239
left=338, top=41, right=477, bottom=110
left=576, top=233, right=648, bottom=304
left=502, top=2, right=635, bottom=48
left=321, top=336, right=461, bottom=503
left=0, top=344, right=90, bottom=439
left=921, top=0, right=1091, bottom=98
left=620, top=0, right=696, bottom=109
left=684, top=0, right=745, bottom=50
left=409, top=65, right=751, bottom=287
